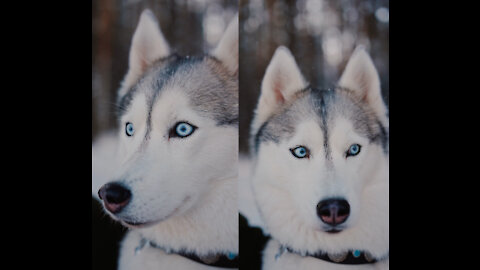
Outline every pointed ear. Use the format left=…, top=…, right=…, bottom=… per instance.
left=211, top=14, right=238, bottom=75
left=339, top=46, right=388, bottom=125
left=252, top=46, right=307, bottom=132
left=119, top=9, right=170, bottom=98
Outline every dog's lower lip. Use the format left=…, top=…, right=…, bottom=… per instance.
left=124, top=220, right=146, bottom=225
left=122, top=219, right=157, bottom=228
left=320, top=226, right=344, bottom=233
left=120, top=196, right=191, bottom=228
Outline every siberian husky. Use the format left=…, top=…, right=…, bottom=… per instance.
left=92, top=9, right=239, bottom=269
left=249, top=46, right=389, bottom=269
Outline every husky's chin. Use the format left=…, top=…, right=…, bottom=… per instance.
left=116, top=195, right=192, bottom=229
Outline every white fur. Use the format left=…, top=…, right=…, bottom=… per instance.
left=93, top=10, right=238, bottom=269
left=251, top=47, right=389, bottom=270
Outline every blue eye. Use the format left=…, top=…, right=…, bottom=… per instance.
left=346, top=144, right=361, bottom=157
left=125, top=122, right=135, bottom=136
left=290, top=146, right=310, bottom=159
left=171, top=122, right=196, bottom=138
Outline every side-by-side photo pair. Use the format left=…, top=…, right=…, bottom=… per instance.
left=92, top=1, right=389, bottom=269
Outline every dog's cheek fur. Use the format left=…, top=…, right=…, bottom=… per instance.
left=128, top=138, right=236, bottom=224
left=279, top=121, right=329, bottom=227
left=252, top=142, right=315, bottom=235
left=252, top=121, right=326, bottom=236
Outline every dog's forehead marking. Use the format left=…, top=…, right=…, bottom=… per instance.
left=170, top=56, right=238, bottom=127
left=119, top=92, right=148, bottom=129
left=116, top=54, right=182, bottom=118
left=149, top=89, right=193, bottom=131
left=254, top=88, right=333, bottom=159
left=310, top=88, right=334, bottom=161
left=332, top=88, right=389, bottom=154
left=118, top=54, right=237, bottom=128
left=253, top=87, right=388, bottom=155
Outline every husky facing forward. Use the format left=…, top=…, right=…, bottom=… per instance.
left=94, top=10, right=239, bottom=270
left=250, top=46, right=389, bottom=269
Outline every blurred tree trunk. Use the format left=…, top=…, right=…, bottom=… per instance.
left=92, top=0, right=114, bottom=139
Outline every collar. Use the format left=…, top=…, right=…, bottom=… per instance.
left=135, top=237, right=238, bottom=269
left=275, top=245, right=388, bottom=265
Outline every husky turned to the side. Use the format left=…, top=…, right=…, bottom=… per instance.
left=249, top=46, right=389, bottom=270
left=93, top=10, right=238, bottom=270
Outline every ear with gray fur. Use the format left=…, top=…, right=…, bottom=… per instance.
left=211, top=14, right=238, bottom=75
left=119, top=9, right=170, bottom=98
left=339, top=46, right=388, bottom=125
left=252, top=46, right=307, bottom=132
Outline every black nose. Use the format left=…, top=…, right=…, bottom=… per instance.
left=316, top=198, right=350, bottom=226
left=98, top=182, right=131, bottom=214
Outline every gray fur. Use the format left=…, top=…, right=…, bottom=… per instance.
left=117, top=54, right=238, bottom=127
left=252, top=87, right=388, bottom=155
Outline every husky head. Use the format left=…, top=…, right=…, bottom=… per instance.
left=98, top=10, right=238, bottom=228
left=250, top=46, right=388, bottom=258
